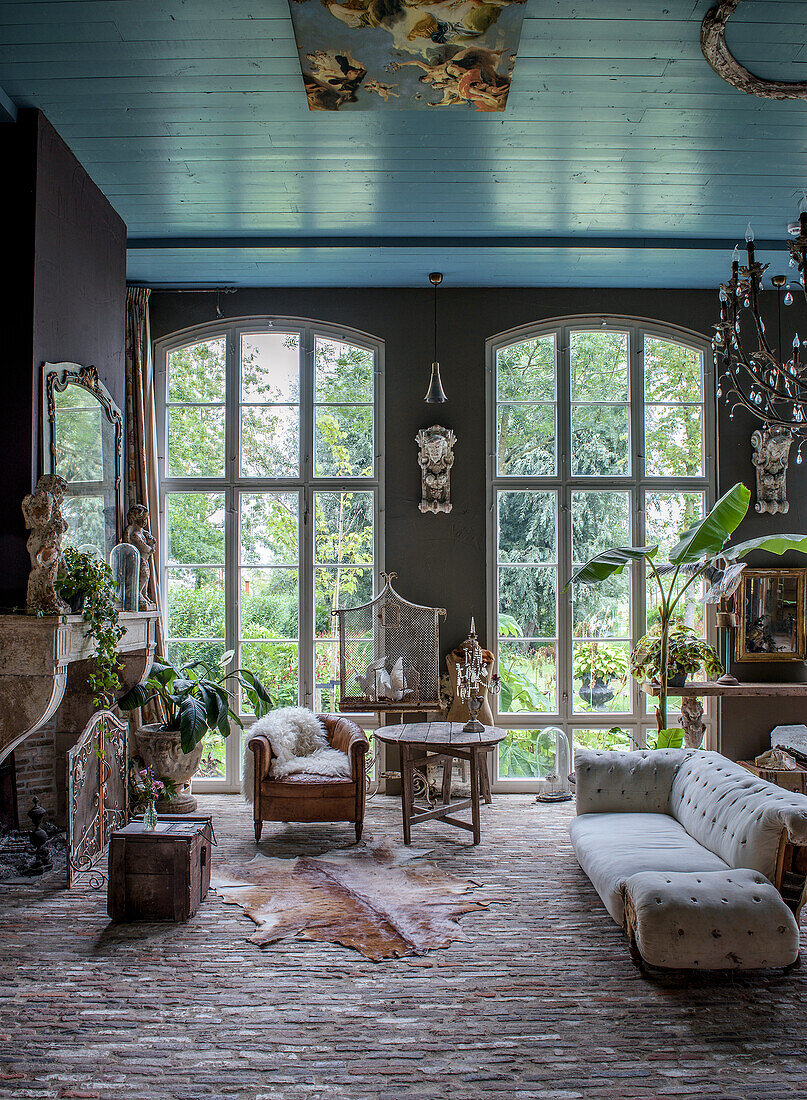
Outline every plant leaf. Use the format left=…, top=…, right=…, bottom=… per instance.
left=654, top=727, right=685, bottom=749
left=178, top=695, right=209, bottom=755
left=669, top=483, right=750, bottom=564
left=722, top=533, right=807, bottom=561
left=566, top=546, right=658, bottom=589
left=117, top=682, right=149, bottom=710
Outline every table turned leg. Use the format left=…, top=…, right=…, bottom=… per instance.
left=479, top=750, right=492, bottom=804
left=469, top=745, right=481, bottom=845
left=441, top=756, right=453, bottom=804
left=400, top=742, right=413, bottom=845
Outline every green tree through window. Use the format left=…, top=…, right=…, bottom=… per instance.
left=158, top=323, right=381, bottom=786
left=491, top=321, right=711, bottom=781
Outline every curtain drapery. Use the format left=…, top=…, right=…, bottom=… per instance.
left=125, top=286, right=165, bottom=658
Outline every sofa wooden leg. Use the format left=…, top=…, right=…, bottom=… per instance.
left=254, top=820, right=263, bottom=843
left=355, top=821, right=363, bottom=844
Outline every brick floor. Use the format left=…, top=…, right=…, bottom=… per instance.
left=1, top=794, right=806, bottom=1099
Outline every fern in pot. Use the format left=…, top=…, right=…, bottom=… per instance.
left=118, top=651, right=272, bottom=814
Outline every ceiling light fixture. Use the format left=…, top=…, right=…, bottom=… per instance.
left=424, top=272, right=447, bottom=404
left=713, top=200, right=807, bottom=464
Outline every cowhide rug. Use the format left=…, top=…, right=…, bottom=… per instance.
left=212, top=841, right=500, bottom=961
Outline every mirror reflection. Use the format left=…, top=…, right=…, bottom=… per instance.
left=43, top=363, right=123, bottom=559
left=737, top=569, right=806, bottom=662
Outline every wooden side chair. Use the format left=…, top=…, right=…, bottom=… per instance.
left=248, top=714, right=369, bottom=843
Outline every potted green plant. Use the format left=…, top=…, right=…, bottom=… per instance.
left=55, top=546, right=125, bottom=708
left=630, top=625, right=722, bottom=689
left=572, top=642, right=629, bottom=710
left=118, top=651, right=273, bottom=813
left=566, top=482, right=807, bottom=731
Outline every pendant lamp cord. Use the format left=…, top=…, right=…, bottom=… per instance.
left=434, top=279, right=438, bottom=362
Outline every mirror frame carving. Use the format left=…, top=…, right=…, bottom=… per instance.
left=41, top=362, right=124, bottom=551
left=735, top=567, right=807, bottom=663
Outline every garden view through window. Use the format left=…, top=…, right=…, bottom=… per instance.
left=158, top=321, right=381, bottom=788
left=490, top=321, right=713, bottom=783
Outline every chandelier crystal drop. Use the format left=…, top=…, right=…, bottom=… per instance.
left=713, top=201, right=807, bottom=444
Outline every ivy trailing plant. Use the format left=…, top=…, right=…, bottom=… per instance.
left=566, top=482, right=807, bottom=730
left=56, top=547, right=125, bottom=708
left=118, top=651, right=273, bottom=755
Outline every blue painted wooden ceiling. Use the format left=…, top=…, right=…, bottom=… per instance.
left=1, top=0, right=807, bottom=287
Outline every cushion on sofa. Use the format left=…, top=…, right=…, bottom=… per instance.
left=622, top=868, right=800, bottom=970
left=574, top=748, right=689, bottom=816
left=569, top=811, right=729, bottom=923
left=670, top=750, right=807, bottom=880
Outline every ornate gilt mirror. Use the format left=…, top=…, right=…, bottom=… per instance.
left=41, top=362, right=123, bottom=558
left=736, top=568, right=807, bottom=662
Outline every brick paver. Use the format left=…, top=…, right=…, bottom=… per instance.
left=1, top=794, right=805, bottom=1099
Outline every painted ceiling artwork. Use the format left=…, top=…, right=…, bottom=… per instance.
left=288, top=0, right=527, bottom=111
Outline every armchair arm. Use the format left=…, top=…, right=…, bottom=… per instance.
left=248, top=733, right=275, bottom=782
left=319, top=715, right=369, bottom=782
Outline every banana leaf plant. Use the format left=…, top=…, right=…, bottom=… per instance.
left=118, top=651, right=273, bottom=755
left=566, top=483, right=807, bottom=730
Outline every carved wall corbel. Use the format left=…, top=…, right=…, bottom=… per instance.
left=416, top=425, right=456, bottom=515
left=751, top=428, right=792, bottom=515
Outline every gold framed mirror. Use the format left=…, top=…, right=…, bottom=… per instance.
left=41, top=362, right=124, bottom=559
left=736, top=568, right=807, bottom=662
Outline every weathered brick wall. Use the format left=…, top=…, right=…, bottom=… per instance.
left=13, top=723, right=56, bottom=818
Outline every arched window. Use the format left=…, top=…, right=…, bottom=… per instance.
left=486, top=316, right=715, bottom=787
left=154, top=318, right=384, bottom=791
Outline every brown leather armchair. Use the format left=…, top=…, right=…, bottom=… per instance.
left=248, top=715, right=369, bottom=843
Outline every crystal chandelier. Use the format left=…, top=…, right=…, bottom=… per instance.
left=713, top=200, right=807, bottom=465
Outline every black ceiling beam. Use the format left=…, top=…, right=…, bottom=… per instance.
left=126, top=235, right=790, bottom=252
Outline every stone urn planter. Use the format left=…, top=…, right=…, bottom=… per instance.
left=134, top=723, right=205, bottom=814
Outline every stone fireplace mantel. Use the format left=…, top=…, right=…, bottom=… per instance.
left=0, top=611, right=158, bottom=764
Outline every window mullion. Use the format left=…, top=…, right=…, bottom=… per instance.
left=557, top=326, right=572, bottom=732
left=300, top=328, right=315, bottom=708
left=225, top=324, right=241, bottom=786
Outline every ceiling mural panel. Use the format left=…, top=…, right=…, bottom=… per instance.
left=288, top=0, right=527, bottom=111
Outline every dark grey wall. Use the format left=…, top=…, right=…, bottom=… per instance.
left=150, top=284, right=807, bottom=758
left=0, top=109, right=127, bottom=608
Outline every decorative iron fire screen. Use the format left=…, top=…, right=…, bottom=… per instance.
left=332, top=572, right=446, bottom=713
left=67, top=710, right=128, bottom=888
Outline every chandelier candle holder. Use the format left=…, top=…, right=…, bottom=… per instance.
left=455, top=618, right=500, bottom=733
left=713, top=206, right=807, bottom=472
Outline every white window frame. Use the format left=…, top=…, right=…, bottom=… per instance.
left=154, top=316, right=385, bottom=793
left=486, top=314, right=716, bottom=792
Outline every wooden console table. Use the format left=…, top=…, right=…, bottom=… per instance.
left=375, top=722, right=504, bottom=845
left=641, top=680, right=807, bottom=748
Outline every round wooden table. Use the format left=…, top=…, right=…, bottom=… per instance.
left=375, top=721, right=505, bottom=845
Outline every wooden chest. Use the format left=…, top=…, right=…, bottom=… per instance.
left=739, top=760, right=807, bottom=795
left=108, top=815, right=214, bottom=922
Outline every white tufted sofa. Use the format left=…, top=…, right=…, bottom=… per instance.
left=570, top=749, right=807, bottom=971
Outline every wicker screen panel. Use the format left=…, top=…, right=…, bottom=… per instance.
left=334, top=573, right=446, bottom=712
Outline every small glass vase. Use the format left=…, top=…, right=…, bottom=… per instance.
left=143, top=800, right=158, bottom=831
left=110, top=542, right=140, bottom=612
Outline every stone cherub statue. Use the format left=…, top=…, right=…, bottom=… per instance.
left=123, top=503, right=157, bottom=612
left=22, top=474, right=69, bottom=614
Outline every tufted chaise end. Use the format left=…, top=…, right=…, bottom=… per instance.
left=622, top=868, right=800, bottom=973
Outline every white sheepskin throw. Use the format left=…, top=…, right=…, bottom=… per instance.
left=242, top=707, right=351, bottom=801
